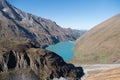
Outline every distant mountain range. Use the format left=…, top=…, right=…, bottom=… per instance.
left=74, top=14, right=120, bottom=64
left=0, top=0, right=86, bottom=48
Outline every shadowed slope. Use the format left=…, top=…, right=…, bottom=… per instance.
left=0, top=43, right=84, bottom=80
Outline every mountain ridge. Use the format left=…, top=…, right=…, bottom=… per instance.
left=0, top=0, right=86, bottom=48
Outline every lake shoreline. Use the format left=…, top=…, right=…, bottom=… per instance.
left=46, top=41, right=75, bottom=61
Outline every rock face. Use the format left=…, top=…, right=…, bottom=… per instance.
left=74, top=14, right=120, bottom=64
left=0, top=43, right=84, bottom=80
left=0, top=0, right=86, bottom=48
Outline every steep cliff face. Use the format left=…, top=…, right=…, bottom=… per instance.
left=0, top=43, right=84, bottom=80
left=0, top=0, right=85, bottom=48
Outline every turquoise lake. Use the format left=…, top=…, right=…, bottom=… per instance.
left=46, top=42, right=74, bottom=61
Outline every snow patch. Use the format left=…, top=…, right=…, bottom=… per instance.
left=2, top=8, right=7, bottom=11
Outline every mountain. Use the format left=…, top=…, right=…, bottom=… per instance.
left=85, top=67, right=120, bottom=80
left=0, top=0, right=86, bottom=48
left=73, top=14, right=120, bottom=64
left=0, top=0, right=85, bottom=79
left=0, top=43, right=84, bottom=80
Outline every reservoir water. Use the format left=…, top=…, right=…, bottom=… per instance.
left=46, top=42, right=74, bottom=61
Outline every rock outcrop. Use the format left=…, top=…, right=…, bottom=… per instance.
left=0, top=0, right=86, bottom=48
left=0, top=43, right=84, bottom=80
left=73, top=14, right=120, bottom=64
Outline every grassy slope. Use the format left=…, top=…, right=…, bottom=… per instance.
left=73, top=14, right=120, bottom=64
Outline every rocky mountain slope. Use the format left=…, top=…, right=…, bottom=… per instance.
left=0, top=0, right=86, bottom=48
left=85, top=67, right=120, bottom=80
left=74, top=14, right=120, bottom=64
left=0, top=43, right=84, bottom=80
left=0, top=0, right=85, bottom=79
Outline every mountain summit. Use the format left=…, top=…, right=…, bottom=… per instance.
left=0, top=0, right=85, bottom=48
left=74, top=14, right=120, bottom=64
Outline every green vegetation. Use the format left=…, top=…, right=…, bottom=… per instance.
left=72, top=51, right=120, bottom=64
left=73, top=52, right=120, bottom=64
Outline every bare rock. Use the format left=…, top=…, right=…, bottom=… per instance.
left=0, top=44, right=84, bottom=80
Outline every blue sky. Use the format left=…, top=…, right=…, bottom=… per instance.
left=8, top=0, right=120, bottom=30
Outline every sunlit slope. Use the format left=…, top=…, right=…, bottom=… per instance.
left=85, top=67, right=120, bottom=80
left=74, top=14, right=120, bottom=64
